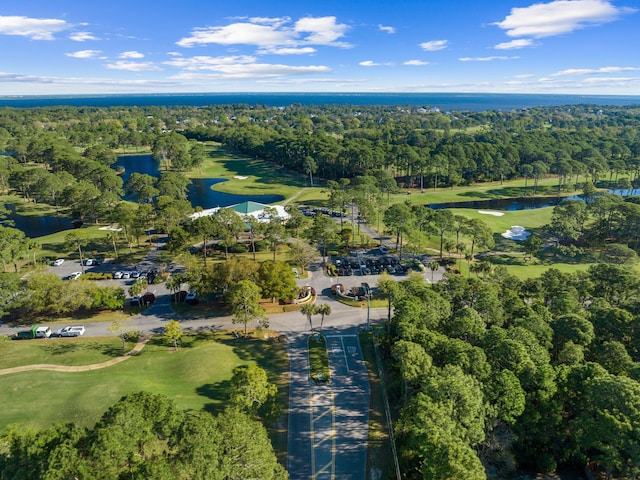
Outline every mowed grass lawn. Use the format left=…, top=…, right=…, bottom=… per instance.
left=0, top=333, right=289, bottom=432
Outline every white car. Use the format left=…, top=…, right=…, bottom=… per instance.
left=56, top=325, right=85, bottom=337
left=68, top=272, right=82, bottom=280
left=83, top=259, right=94, bottom=266
left=113, top=271, right=123, bottom=279
left=121, top=271, right=131, bottom=279
left=52, top=259, right=65, bottom=266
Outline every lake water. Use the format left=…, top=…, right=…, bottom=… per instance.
left=188, top=178, right=283, bottom=208
left=2, top=204, right=74, bottom=236
left=428, top=195, right=581, bottom=211
left=115, top=154, right=284, bottom=208
left=428, top=189, right=639, bottom=211
left=6, top=154, right=284, bottom=237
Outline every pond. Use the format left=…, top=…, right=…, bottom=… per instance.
left=428, top=190, right=639, bottom=211
left=2, top=204, right=75, bottom=236
left=6, top=155, right=286, bottom=238
left=428, top=195, right=582, bottom=211
left=115, top=154, right=284, bottom=208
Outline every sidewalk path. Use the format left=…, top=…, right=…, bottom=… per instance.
left=0, top=336, right=150, bottom=376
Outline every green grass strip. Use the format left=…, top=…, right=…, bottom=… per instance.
left=308, top=334, right=330, bottom=384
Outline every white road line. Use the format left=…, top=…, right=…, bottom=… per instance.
left=340, top=336, right=350, bottom=372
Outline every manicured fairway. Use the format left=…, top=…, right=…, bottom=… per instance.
left=0, top=333, right=288, bottom=432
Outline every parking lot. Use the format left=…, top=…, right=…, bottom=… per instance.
left=332, top=247, right=429, bottom=278
left=48, top=258, right=159, bottom=291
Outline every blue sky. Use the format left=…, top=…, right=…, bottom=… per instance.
left=1, top=0, right=639, bottom=95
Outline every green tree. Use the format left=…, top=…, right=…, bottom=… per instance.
left=317, top=303, right=331, bottom=333
left=125, top=172, right=158, bottom=204
left=64, top=230, right=89, bottom=273
left=227, top=280, right=267, bottom=337
left=258, top=260, right=298, bottom=303
left=107, top=317, right=132, bottom=350
left=432, top=209, right=454, bottom=260
left=164, top=319, right=183, bottom=351
left=229, top=365, right=278, bottom=417
left=0, top=225, right=27, bottom=273
left=300, top=303, right=318, bottom=331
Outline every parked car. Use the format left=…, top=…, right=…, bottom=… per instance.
left=185, top=291, right=198, bottom=305
left=113, top=271, right=123, bottom=279
left=55, top=325, right=85, bottom=337
left=68, top=272, right=82, bottom=280
left=121, top=271, right=131, bottom=279
left=52, top=259, right=65, bottom=266
left=35, top=326, right=51, bottom=338
left=83, top=259, right=95, bottom=266
left=379, top=245, right=389, bottom=254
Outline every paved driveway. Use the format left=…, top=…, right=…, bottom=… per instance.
left=287, top=330, right=370, bottom=480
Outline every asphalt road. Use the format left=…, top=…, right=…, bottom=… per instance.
left=3, top=251, right=415, bottom=480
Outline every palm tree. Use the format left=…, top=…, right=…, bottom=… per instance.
left=166, top=272, right=187, bottom=302
left=316, top=304, right=332, bottom=334
left=428, top=260, right=440, bottom=283
left=301, top=303, right=318, bottom=332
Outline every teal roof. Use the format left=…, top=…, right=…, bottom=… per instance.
left=228, top=201, right=268, bottom=215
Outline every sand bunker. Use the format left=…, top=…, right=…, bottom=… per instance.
left=478, top=210, right=505, bottom=216
left=99, top=226, right=123, bottom=231
left=233, top=175, right=248, bottom=180
left=502, top=225, right=531, bottom=241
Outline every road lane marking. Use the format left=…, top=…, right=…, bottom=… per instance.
left=310, top=391, right=315, bottom=478
left=310, top=388, right=337, bottom=480
left=340, top=336, right=350, bottom=371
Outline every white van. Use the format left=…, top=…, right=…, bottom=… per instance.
left=35, top=326, right=51, bottom=338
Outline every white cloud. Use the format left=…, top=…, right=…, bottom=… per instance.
left=552, top=66, right=640, bottom=76
left=65, top=50, right=102, bottom=59
left=164, top=55, right=257, bottom=70
left=583, top=76, right=639, bottom=84
left=166, top=51, right=182, bottom=56
left=360, top=60, right=379, bottom=67
left=294, top=16, right=349, bottom=45
left=378, top=24, right=395, bottom=34
left=0, top=15, right=69, bottom=40
left=171, top=63, right=331, bottom=80
left=106, top=61, right=162, bottom=71
left=494, top=39, right=535, bottom=50
left=459, top=56, right=519, bottom=61
left=248, top=16, right=291, bottom=27
left=257, top=46, right=317, bottom=55
left=404, top=60, right=429, bottom=66
left=177, top=16, right=350, bottom=49
left=119, top=51, right=145, bottom=59
left=419, top=40, right=448, bottom=51
left=494, top=0, right=636, bottom=38
left=69, top=31, right=99, bottom=42
left=177, top=22, right=291, bottom=48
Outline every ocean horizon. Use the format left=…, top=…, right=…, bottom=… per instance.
left=1, top=92, right=639, bottom=111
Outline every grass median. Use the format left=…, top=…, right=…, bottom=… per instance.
left=308, top=334, right=330, bottom=384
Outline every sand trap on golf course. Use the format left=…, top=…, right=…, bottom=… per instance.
left=478, top=210, right=505, bottom=216
left=502, top=225, right=531, bottom=240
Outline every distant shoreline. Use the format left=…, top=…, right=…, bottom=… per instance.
left=1, top=92, right=639, bottom=111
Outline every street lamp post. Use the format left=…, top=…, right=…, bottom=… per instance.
left=362, top=282, right=371, bottom=330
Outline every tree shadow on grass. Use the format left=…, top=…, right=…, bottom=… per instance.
left=40, top=341, right=128, bottom=358
left=196, top=380, right=233, bottom=416
left=485, top=254, right=529, bottom=266
left=219, top=158, right=308, bottom=188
